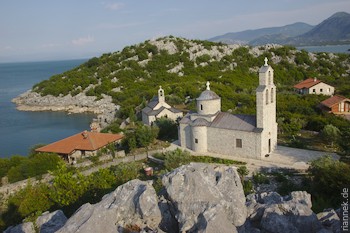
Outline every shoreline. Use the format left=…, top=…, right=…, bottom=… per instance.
left=12, top=90, right=119, bottom=128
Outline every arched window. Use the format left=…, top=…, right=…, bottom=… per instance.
left=266, top=89, right=269, bottom=105
left=271, top=88, right=274, bottom=103
left=200, top=104, right=203, bottom=110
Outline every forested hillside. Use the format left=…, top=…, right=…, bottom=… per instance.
left=32, top=36, right=350, bottom=154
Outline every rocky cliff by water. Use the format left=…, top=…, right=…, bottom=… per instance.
left=5, top=163, right=341, bottom=233
left=12, top=91, right=118, bottom=128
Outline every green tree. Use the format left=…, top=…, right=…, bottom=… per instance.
left=308, top=156, right=350, bottom=210
left=321, top=124, right=340, bottom=147
left=50, top=164, right=89, bottom=207
left=155, top=117, right=178, bottom=141
left=135, top=125, right=159, bottom=148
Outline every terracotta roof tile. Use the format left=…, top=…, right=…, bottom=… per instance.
left=320, top=95, right=348, bottom=108
left=294, top=78, right=322, bottom=89
left=35, top=131, right=124, bottom=155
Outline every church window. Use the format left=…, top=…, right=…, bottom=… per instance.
left=195, top=138, right=198, bottom=144
left=268, top=71, right=272, bottom=85
left=266, top=90, right=269, bottom=104
left=271, top=88, right=274, bottom=103
left=200, top=104, right=203, bottom=110
left=236, top=139, right=242, bottom=148
left=320, top=88, right=323, bottom=93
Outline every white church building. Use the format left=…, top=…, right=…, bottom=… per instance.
left=142, top=86, right=183, bottom=125
left=179, top=58, right=278, bottom=159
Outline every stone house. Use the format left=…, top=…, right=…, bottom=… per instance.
left=142, top=86, right=183, bottom=125
left=35, top=131, right=124, bottom=163
left=319, top=95, right=350, bottom=113
left=179, top=58, right=278, bottom=159
left=294, top=78, right=334, bottom=95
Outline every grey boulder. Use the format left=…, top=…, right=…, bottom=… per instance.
left=162, top=162, right=246, bottom=232
left=56, top=179, right=161, bottom=233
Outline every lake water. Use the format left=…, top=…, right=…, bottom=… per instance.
left=0, top=59, right=94, bottom=157
left=297, top=44, right=350, bottom=54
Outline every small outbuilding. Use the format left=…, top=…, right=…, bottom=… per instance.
left=294, top=78, right=334, bottom=95
left=142, top=86, right=183, bottom=125
left=319, top=95, right=350, bottom=113
left=35, top=131, right=124, bottom=163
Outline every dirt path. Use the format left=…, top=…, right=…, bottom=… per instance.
left=167, top=142, right=339, bottom=174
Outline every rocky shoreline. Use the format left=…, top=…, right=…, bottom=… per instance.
left=12, top=90, right=119, bottom=128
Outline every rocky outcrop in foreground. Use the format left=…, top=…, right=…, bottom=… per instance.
left=12, top=91, right=119, bottom=127
left=5, top=163, right=341, bottom=233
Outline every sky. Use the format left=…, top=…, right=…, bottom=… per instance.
left=1, top=0, right=349, bottom=63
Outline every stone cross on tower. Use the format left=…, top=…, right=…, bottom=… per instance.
left=264, top=57, right=268, bottom=66
left=206, top=81, right=210, bottom=90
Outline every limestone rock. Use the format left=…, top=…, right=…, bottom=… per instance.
left=247, top=191, right=323, bottom=233
left=317, top=209, right=341, bottom=233
left=162, top=162, right=246, bottom=232
left=4, top=222, right=35, bottom=233
left=35, top=210, right=67, bottom=233
left=56, top=179, right=161, bottom=233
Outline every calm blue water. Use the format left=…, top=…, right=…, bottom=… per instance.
left=0, top=59, right=94, bottom=157
left=297, top=44, right=350, bottom=54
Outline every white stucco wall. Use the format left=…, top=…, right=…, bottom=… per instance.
left=308, top=83, right=334, bottom=95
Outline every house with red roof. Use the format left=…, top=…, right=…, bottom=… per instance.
left=36, top=131, right=124, bottom=163
left=294, top=78, right=334, bottom=95
left=319, top=95, right=350, bottom=114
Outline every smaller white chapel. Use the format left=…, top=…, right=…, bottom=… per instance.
left=179, top=58, right=278, bottom=159
left=142, top=86, right=183, bottom=125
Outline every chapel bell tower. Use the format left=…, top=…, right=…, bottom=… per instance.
left=256, top=57, right=278, bottom=155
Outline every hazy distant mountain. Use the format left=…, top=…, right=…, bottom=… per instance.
left=209, top=22, right=313, bottom=45
left=290, top=12, right=350, bottom=45
left=209, top=12, right=350, bottom=46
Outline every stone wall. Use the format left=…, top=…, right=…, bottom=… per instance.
left=197, top=98, right=221, bottom=115
left=207, top=127, right=261, bottom=159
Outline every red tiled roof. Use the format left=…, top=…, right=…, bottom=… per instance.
left=35, top=131, right=124, bottom=155
left=293, top=78, right=322, bottom=89
left=320, top=95, right=348, bottom=108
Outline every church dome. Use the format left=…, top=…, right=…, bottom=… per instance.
left=190, top=118, right=210, bottom=127
left=197, top=90, right=220, bottom=100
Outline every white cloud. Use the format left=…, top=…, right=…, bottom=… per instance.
left=72, top=36, right=95, bottom=46
left=104, top=2, right=124, bottom=11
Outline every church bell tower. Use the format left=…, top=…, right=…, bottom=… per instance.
left=256, top=57, right=277, bottom=155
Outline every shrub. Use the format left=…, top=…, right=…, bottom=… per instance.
left=308, top=156, right=350, bottom=207
left=164, top=149, right=191, bottom=170
left=155, top=117, right=178, bottom=141
left=112, top=162, right=142, bottom=185
left=252, top=172, right=270, bottom=184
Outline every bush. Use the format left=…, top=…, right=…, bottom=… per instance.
left=164, top=149, right=191, bottom=170
left=243, top=180, right=253, bottom=195
left=155, top=117, right=178, bottom=141
left=112, top=162, right=142, bottom=185
left=308, top=156, right=350, bottom=208
left=252, top=172, right=270, bottom=184
left=6, top=153, right=62, bottom=183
